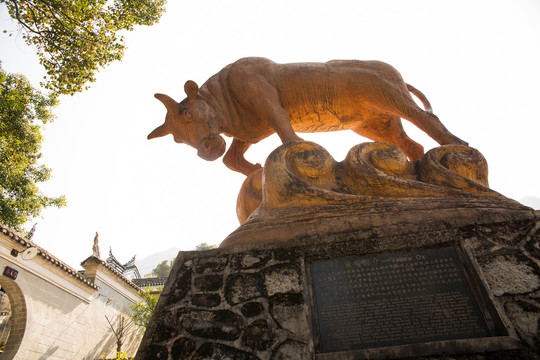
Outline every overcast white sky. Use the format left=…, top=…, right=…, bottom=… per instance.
left=1, top=0, right=539, bottom=270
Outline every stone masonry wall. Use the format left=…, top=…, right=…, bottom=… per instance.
left=140, top=247, right=313, bottom=359
left=136, top=213, right=540, bottom=359
left=463, top=219, right=540, bottom=355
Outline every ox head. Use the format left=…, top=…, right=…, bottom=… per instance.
left=148, top=80, right=226, bottom=161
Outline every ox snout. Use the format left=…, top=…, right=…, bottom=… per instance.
left=197, top=134, right=226, bottom=161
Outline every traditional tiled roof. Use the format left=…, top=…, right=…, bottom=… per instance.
left=106, top=249, right=141, bottom=279
left=82, top=255, right=141, bottom=292
left=132, top=277, right=167, bottom=288
left=124, top=255, right=137, bottom=268
left=0, top=222, right=98, bottom=290
left=106, top=248, right=124, bottom=273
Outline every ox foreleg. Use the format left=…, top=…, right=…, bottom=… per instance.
left=229, top=72, right=302, bottom=143
left=223, top=138, right=262, bottom=176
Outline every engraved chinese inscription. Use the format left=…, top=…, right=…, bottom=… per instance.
left=310, top=246, right=491, bottom=353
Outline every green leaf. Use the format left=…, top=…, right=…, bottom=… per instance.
left=0, top=63, right=65, bottom=232
left=3, top=0, right=166, bottom=96
left=129, top=286, right=161, bottom=329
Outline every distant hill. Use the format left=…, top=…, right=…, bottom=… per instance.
left=135, top=247, right=180, bottom=277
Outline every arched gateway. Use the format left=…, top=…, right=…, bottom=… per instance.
left=0, top=277, right=26, bottom=360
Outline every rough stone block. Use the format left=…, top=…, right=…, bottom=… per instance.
left=193, top=274, right=223, bottom=292
left=241, top=302, right=264, bottom=317
left=231, top=253, right=271, bottom=269
left=191, top=342, right=259, bottom=360
left=269, top=293, right=308, bottom=334
left=225, top=272, right=264, bottom=305
left=191, top=293, right=221, bottom=308
left=195, top=256, right=228, bottom=274
left=271, top=339, right=310, bottom=360
left=150, top=324, right=177, bottom=344
left=170, top=337, right=197, bottom=359
left=264, top=264, right=302, bottom=296
left=168, top=264, right=192, bottom=300
left=242, top=319, right=274, bottom=351
left=179, top=309, right=243, bottom=341
left=505, top=300, right=540, bottom=349
left=480, top=255, right=540, bottom=296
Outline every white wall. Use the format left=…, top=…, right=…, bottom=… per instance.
left=0, top=231, right=143, bottom=360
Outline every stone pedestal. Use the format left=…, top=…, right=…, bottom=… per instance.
left=135, top=214, right=539, bottom=359
left=135, top=142, right=540, bottom=359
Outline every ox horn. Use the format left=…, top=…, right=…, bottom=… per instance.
left=154, top=93, right=178, bottom=113
left=147, top=124, right=170, bottom=140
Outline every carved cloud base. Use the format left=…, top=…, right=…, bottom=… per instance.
left=223, top=141, right=533, bottom=247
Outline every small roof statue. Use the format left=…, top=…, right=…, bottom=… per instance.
left=92, top=232, right=101, bottom=258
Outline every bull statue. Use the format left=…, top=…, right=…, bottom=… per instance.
left=148, top=57, right=466, bottom=176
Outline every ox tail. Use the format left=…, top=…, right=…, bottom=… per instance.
left=406, top=83, right=433, bottom=114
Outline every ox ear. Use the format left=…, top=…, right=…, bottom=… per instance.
left=154, top=93, right=178, bottom=114
left=184, top=80, right=199, bottom=102
left=147, top=124, right=170, bottom=140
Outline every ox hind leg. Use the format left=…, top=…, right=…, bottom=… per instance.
left=352, top=115, right=425, bottom=161
left=397, top=106, right=468, bottom=146
left=350, top=75, right=467, bottom=146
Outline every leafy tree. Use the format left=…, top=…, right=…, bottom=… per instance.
left=130, top=285, right=161, bottom=329
left=195, top=242, right=217, bottom=251
left=151, top=260, right=171, bottom=277
left=0, top=63, right=66, bottom=232
left=1, top=0, right=166, bottom=96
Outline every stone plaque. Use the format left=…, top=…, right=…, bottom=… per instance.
left=310, top=245, right=491, bottom=353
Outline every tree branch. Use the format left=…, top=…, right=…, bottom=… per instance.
left=7, top=0, right=44, bottom=36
